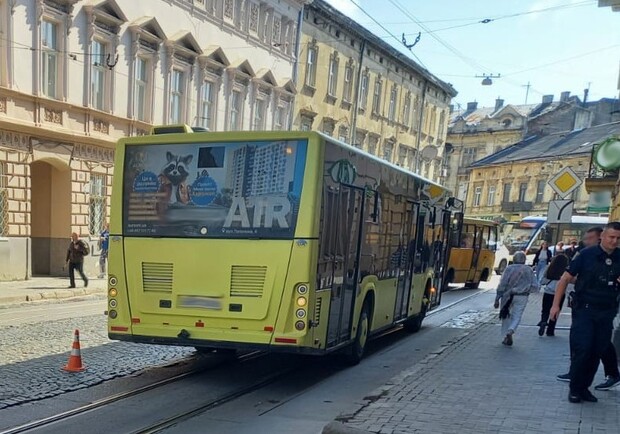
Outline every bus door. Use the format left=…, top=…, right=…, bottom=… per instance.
left=467, top=225, right=483, bottom=281
left=432, top=209, right=453, bottom=303
left=325, top=185, right=365, bottom=348
left=394, top=201, right=417, bottom=321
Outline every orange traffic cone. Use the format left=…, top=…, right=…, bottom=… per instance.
left=62, top=329, right=86, bottom=372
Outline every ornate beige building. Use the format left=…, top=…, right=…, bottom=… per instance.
left=294, top=0, right=456, bottom=182
left=0, top=0, right=308, bottom=280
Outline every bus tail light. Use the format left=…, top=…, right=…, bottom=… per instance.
left=109, top=275, right=118, bottom=286
left=264, top=326, right=274, bottom=332
left=131, top=317, right=141, bottom=324
left=109, top=288, right=118, bottom=297
left=295, top=320, right=305, bottom=330
left=275, top=337, right=297, bottom=344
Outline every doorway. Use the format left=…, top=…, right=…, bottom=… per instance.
left=30, top=160, right=71, bottom=276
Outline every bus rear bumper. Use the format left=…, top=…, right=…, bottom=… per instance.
left=108, top=333, right=327, bottom=356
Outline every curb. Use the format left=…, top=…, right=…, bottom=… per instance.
left=0, top=287, right=106, bottom=308
left=322, top=422, right=374, bottom=434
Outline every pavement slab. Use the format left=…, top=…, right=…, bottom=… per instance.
left=325, top=291, right=620, bottom=434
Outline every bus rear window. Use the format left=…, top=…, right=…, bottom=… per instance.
left=122, top=140, right=308, bottom=239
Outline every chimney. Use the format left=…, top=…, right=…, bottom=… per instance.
left=494, top=98, right=504, bottom=112
left=466, top=101, right=478, bottom=111
left=542, top=95, right=554, bottom=104
left=560, top=91, right=570, bottom=102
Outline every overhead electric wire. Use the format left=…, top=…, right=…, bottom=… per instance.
left=347, top=0, right=428, bottom=68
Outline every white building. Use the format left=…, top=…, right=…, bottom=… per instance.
left=0, top=0, right=308, bottom=280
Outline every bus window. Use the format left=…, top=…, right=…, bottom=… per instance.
left=461, top=225, right=475, bottom=248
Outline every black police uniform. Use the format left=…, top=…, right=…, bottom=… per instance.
left=566, top=245, right=620, bottom=395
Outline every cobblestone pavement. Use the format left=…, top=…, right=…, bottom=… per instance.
left=329, top=292, right=620, bottom=434
left=0, top=313, right=194, bottom=409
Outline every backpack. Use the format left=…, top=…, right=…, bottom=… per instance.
left=81, top=241, right=90, bottom=256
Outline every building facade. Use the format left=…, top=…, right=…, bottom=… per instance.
left=295, top=0, right=456, bottom=182
left=464, top=122, right=620, bottom=221
left=0, top=0, right=308, bottom=280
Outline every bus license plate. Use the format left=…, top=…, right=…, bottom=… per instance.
left=178, top=296, right=222, bottom=310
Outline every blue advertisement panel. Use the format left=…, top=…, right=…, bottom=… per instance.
left=122, top=140, right=308, bottom=238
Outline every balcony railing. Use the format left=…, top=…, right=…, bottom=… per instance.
left=501, top=201, right=533, bottom=212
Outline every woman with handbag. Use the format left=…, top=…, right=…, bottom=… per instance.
left=494, top=251, right=539, bottom=346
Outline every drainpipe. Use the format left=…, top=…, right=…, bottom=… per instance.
left=415, top=80, right=428, bottom=173
left=350, top=39, right=366, bottom=146
left=290, top=5, right=304, bottom=131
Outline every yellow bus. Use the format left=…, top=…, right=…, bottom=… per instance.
left=107, top=126, right=460, bottom=363
left=444, top=217, right=498, bottom=289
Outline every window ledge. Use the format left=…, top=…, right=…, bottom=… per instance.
left=325, top=94, right=337, bottom=105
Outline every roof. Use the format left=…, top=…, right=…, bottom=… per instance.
left=449, top=103, right=555, bottom=127
left=469, top=121, right=620, bottom=167
left=311, top=0, right=457, bottom=97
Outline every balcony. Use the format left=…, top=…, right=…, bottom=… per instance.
left=584, top=141, right=620, bottom=193
left=501, top=201, right=533, bottom=212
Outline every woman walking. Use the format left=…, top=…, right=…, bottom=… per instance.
left=532, top=241, right=551, bottom=284
left=537, top=252, right=569, bottom=336
left=494, top=251, right=539, bottom=346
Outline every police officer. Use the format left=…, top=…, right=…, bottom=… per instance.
left=550, top=221, right=620, bottom=403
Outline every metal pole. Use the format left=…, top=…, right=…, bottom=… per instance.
left=289, top=5, right=305, bottom=131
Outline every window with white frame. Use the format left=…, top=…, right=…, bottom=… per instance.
left=229, top=90, right=243, bottom=130
left=91, top=39, right=109, bottom=111
left=274, top=102, right=289, bottom=131
left=300, top=114, right=313, bottom=131
left=402, top=92, right=411, bottom=125
left=359, top=70, right=369, bottom=110
left=383, top=141, right=393, bottom=161
left=327, top=53, right=339, bottom=97
left=487, top=185, right=496, bottom=206
left=200, top=80, right=215, bottom=130
left=85, top=3, right=125, bottom=113
left=338, top=125, right=348, bottom=142
left=170, top=69, right=185, bottom=124
left=89, top=174, right=106, bottom=236
left=343, top=62, right=353, bottom=102
left=253, top=97, right=266, bottom=130
left=305, top=43, right=317, bottom=88
left=134, top=56, right=149, bottom=122
left=388, top=85, right=397, bottom=121
left=473, top=186, right=482, bottom=207
left=41, top=19, right=59, bottom=99
left=372, top=77, right=382, bottom=114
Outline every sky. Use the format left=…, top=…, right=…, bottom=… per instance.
left=324, top=0, right=620, bottom=110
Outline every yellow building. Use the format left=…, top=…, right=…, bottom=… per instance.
left=295, top=0, right=456, bottom=182
left=464, top=122, right=620, bottom=221
left=445, top=100, right=532, bottom=196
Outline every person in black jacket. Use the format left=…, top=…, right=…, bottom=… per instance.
left=66, top=232, right=89, bottom=288
left=550, top=222, right=620, bottom=403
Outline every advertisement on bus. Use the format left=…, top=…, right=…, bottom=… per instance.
left=122, top=140, right=308, bottom=239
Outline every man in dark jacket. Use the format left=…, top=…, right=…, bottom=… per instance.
left=66, top=232, right=89, bottom=288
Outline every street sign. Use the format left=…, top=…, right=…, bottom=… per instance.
left=547, top=199, right=573, bottom=224
left=547, top=167, right=582, bottom=198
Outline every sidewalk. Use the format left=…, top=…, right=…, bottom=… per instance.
left=324, top=292, right=620, bottom=434
left=0, top=276, right=107, bottom=307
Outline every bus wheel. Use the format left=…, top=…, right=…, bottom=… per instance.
left=194, top=346, right=216, bottom=354
left=347, top=304, right=370, bottom=365
left=404, top=299, right=427, bottom=333
left=464, top=281, right=480, bottom=289
left=496, top=259, right=507, bottom=275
